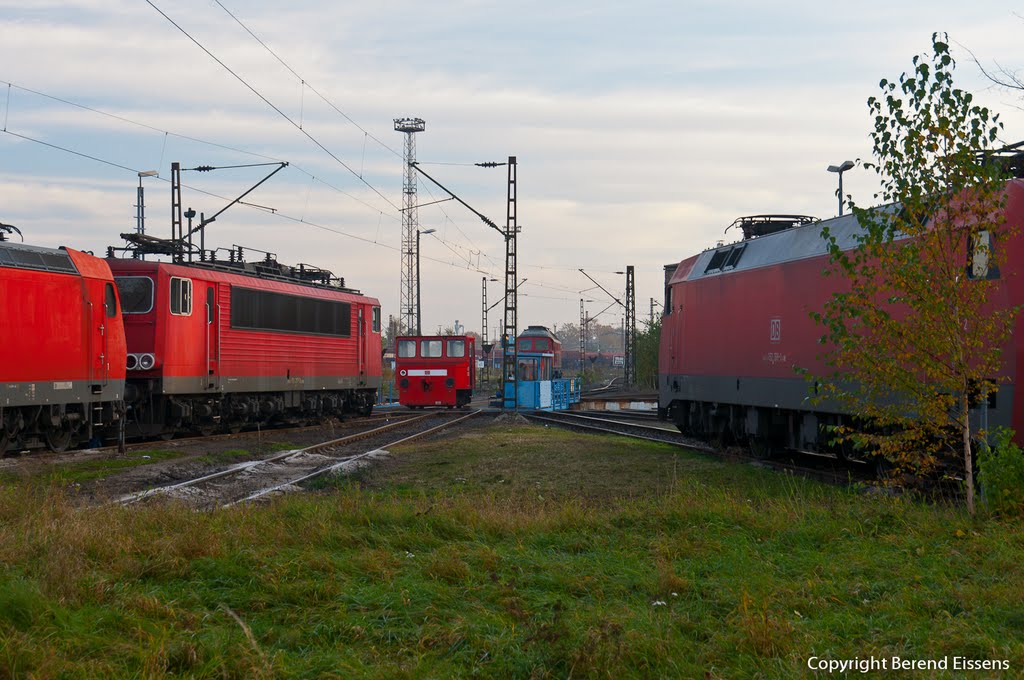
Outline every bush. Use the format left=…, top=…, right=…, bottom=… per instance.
left=977, top=428, right=1024, bottom=518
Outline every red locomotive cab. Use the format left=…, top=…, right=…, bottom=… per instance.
left=517, top=326, right=562, bottom=373
left=395, top=335, right=476, bottom=408
left=0, top=243, right=126, bottom=453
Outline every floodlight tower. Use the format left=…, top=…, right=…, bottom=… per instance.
left=395, top=117, right=426, bottom=335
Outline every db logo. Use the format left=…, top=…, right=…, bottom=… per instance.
left=400, top=369, right=407, bottom=376
left=770, top=318, right=781, bottom=344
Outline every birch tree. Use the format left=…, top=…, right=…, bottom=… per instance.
left=813, top=34, right=1017, bottom=514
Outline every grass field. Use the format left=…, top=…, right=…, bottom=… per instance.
left=1, top=423, right=1022, bottom=678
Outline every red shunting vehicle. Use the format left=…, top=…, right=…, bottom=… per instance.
left=395, top=335, right=476, bottom=408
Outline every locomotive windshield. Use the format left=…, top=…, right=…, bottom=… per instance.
left=421, top=340, right=442, bottom=358
left=447, top=339, right=465, bottom=357
left=398, top=339, right=416, bottom=358
left=114, top=276, right=154, bottom=314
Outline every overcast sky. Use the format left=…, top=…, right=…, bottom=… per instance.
left=2, top=1, right=1023, bottom=338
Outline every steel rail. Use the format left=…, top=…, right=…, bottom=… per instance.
left=116, top=413, right=436, bottom=505
left=226, top=409, right=482, bottom=506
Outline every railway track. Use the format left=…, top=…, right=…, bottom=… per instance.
left=116, top=410, right=482, bottom=508
left=526, top=410, right=874, bottom=487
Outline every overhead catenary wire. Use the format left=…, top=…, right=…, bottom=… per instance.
left=211, top=0, right=402, bottom=160
left=143, top=0, right=400, bottom=213
left=0, top=90, right=613, bottom=305
left=208, top=0, right=500, bottom=275
left=0, top=85, right=506, bottom=276
left=0, top=125, right=497, bottom=278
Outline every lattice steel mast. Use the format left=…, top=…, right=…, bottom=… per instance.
left=394, top=117, right=425, bottom=335
left=579, top=299, right=586, bottom=375
left=624, top=265, right=636, bottom=386
left=502, top=157, right=519, bottom=410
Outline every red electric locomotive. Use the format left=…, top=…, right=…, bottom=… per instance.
left=395, top=335, right=476, bottom=408
left=659, top=180, right=1024, bottom=453
left=108, top=254, right=382, bottom=437
left=1, top=240, right=126, bottom=453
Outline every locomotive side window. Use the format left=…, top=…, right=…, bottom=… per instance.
left=170, top=277, right=193, bottom=316
left=704, top=244, right=746, bottom=274
left=231, top=288, right=351, bottom=336
left=104, top=283, right=118, bottom=317
left=534, top=338, right=550, bottom=351
left=704, top=249, right=729, bottom=273
left=968, top=230, right=998, bottom=280
left=421, top=340, right=442, bottom=358
left=114, top=276, right=154, bottom=314
left=398, top=339, right=417, bottom=358
left=372, top=306, right=381, bottom=333
left=447, top=339, right=465, bottom=358
left=723, top=244, right=746, bottom=269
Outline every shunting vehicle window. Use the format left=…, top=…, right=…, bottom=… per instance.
left=421, top=340, right=443, bottom=358
left=447, top=339, right=465, bottom=357
left=372, top=306, right=381, bottom=333
left=170, top=277, right=193, bottom=316
left=398, top=340, right=417, bottom=358
left=114, top=276, right=154, bottom=314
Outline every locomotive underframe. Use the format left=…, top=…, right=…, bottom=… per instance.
left=124, top=377, right=380, bottom=437
left=659, top=373, right=1015, bottom=458
left=0, top=400, right=124, bottom=454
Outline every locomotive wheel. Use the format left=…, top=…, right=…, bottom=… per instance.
left=749, top=438, right=775, bottom=460
left=159, top=431, right=176, bottom=441
left=44, top=425, right=73, bottom=453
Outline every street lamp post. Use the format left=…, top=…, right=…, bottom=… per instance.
left=416, top=228, right=436, bottom=335
left=827, top=160, right=855, bottom=216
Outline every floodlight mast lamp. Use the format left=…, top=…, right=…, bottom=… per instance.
left=827, top=160, right=855, bottom=216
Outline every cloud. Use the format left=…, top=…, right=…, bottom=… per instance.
left=2, top=0, right=1024, bottom=331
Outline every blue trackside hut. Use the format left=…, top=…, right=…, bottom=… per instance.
left=509, top=350, right=581, bottom=411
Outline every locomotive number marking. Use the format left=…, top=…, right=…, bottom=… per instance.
left=407, top=369, right=448, bottom=377
left=53, top=381, right=73, bottom=390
